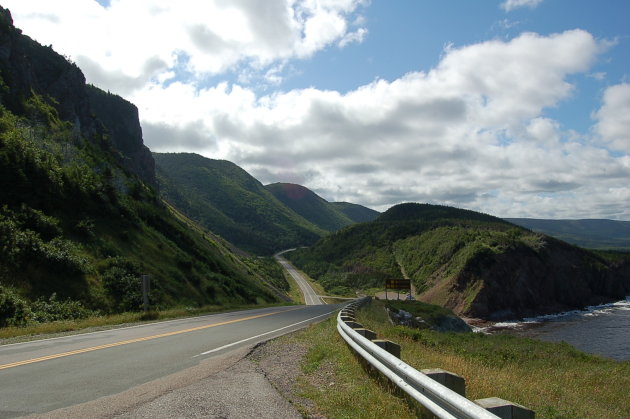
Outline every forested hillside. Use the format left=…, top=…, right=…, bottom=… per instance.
left=265, top=183, right=379, bottom=230
left=0, top=7, right=284, bottom=327
left=288, top=203, right=630, bottom=319
left=330, top=201, right=380, bottom=223
left=266, top=183, right=353, bottom=231
left=154, top=153, right=326, bottom=255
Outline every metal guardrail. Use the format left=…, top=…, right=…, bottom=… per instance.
left=337, top=299, right=499, bottom=419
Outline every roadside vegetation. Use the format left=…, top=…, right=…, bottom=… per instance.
left=285, top=300, right=629, bottom=418
left=279, top=315, right=418, bottom=418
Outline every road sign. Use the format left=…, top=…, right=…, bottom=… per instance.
left=385, top=279, right=410, bottom=290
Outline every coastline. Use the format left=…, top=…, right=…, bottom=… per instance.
left=464, top=296, right=630, bottom=361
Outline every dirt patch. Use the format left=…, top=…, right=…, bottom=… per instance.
left=250, top=338, right=328, bottom=418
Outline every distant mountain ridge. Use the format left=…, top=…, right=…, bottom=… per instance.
left=330, top=201, right=380, bottom=223
left=154, top=153, right=324, bottom=255
left=154, top=153, right=379, bottom=255
left=287, top=203, right=630, bottom=320
left=264, top=183, right=379, bottom=231
left=505, top=218, right=630, bottom=250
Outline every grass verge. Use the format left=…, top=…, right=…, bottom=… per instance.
left=278, top=316, right=417, bottom=418
left=279, top=299, right=628, bottom=418
left=357, top=300, right=630, bottom=419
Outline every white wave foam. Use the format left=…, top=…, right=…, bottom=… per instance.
left=522, top=296, right=630, bottom=323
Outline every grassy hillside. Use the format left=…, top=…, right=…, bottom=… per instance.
left=154, top=153, right=326, bottom=255
left=0, top=100, right=283, bottom=325
left=287, top=203, right=630, bottom=319
left=0, top=11, right=285, bottom=328
left=265, top=182, right=355, bottom=231
left=506, top=218, right=630, bottom=250
left=287, top=204, right=510, bottom=295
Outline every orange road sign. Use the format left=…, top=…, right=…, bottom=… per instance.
left=385, top=279, right=410, bottom=290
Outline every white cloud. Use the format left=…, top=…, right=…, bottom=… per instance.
left=4, top=0, right=367, bottom=94
left=339, top=27, right=368, bottom=48
left=129, top=29, right=629, bottom=218
left=501, top=0, right=544, bottom=12
left=5, top=1, right=628, bottom=219
left=594, top=83, right=630, bottom=153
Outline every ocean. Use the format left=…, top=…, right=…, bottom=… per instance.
left=480, top=296, right=630, bottom=361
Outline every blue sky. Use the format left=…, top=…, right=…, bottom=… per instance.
left=281, top=0, right=628, bottom=131
left=4, top=0, right=630, bottom=219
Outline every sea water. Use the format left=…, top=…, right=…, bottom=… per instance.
left=482, top=297, right=630, bottom=361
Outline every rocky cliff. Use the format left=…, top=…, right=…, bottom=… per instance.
left=0, top=7, right=156, bottom=187
left=448, top=237, right=630, bottom=320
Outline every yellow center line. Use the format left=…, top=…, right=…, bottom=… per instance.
left=0, top=307, right=304, bottom=371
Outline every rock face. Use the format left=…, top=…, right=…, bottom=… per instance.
left=449, top=237, right=630, bottom=320
left=86, top=86, right=156, bottom=187
left=386, top=307, right=472, bottom=333
left=0, top=7, right=156, bottom=188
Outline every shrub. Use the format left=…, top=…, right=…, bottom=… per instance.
left=0, top=285, right=31, bottom=327
left=100, top=257, right=143, bottom=312
left=29, top=293, right=93, bottom=323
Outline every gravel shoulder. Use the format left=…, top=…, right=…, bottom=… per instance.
left=25, top=340, right=311, bottom=419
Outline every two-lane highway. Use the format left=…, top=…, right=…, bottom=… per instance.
left=275, top=251, right=324, bottom=305
left=0, top=303, right=342, bottom=417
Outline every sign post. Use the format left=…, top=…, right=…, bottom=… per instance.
left=141, top=274, right=150, bottom=312
left=385, top=279, right=410, bottom=300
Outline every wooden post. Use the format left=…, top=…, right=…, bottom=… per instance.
left=142, top=274, right=150, bottom=312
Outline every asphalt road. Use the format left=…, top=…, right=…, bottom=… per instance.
left=274, top=252, right=324, bottom=305
left=0, top=304, right=342, bottom=417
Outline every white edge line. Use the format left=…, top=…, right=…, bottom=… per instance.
left=195, top=309, right=336, bottom=357
left=0, top=306, right=297, bottom=349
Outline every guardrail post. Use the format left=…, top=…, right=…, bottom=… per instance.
left=371, top=339, right=401, bottom=358
left=353, top=328, right=377, bottom=340
left=421, top=368, right=466, bottom=397
left=345, top=321, right=363, bottom=329
left=475, top=397, right=535, bottom=419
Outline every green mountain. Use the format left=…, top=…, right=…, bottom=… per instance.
left=0, top=8, right=284, bottom=327
left=265, top=182, right=377, bottom=231
left=287, top=203, right=630, bottom=320
left=154, top=153, right=326, bottom=255
left=505, top=218, right=630, bottom=250
left=330, top=202, right=380, bottom=223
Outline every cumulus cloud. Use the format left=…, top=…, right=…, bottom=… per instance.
left=339, top=27, right=368, bottom=48
left=127, top=29, right=629, bottom=218
left=501, top=0, right=544, bottom=12
left=594, top=83, right=630, bottom=153
left=5, top=1, right=628, bottom=219
left=4, top=0, right=368, bottom=94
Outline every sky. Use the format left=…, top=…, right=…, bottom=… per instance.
left=4, top=0, right=630, bottom=219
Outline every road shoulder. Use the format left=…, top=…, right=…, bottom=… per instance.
left=26, top=345, right=301, bottom=419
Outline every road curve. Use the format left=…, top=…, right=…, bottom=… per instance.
left=0, top=304, right=341, bottom=417
left=274, top=251, right=324, bottom=305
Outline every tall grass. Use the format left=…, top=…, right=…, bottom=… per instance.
left=281, top=300, right=628, bottom=418
left=357, top=301, right=630, bottom=419
left=280, top=317, right=417, bottom=418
